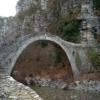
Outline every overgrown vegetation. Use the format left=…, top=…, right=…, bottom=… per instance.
left=48, top=18, right=81, bottom=43
left=60, top=20, right=81, bottom=43
left=59, top=9, right=81, bottom=43
left=88, top=49, right=100, bottom=71
left=93, top=0, right=100, bottom=10
left=16, top=0, right=81, bottom=43
left=47, top=6, right=81, bottom=43
left=93, top=0, right=100, bottom=16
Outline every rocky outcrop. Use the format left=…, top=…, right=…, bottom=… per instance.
left=0, top=0, right=99, bottom=44
left=0, top=75, right=42, bottom=100
left=15, top=0, right=82, bottom=34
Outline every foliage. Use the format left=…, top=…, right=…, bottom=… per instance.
left=93, top=0, right=100, bottom=10
left=60, top=20, right=81, bottom=43
left=47, top=6, right=81, bottom=43
left=88, top=49, right=100, bottom=70
left=48, top=19, right=81, bottom=43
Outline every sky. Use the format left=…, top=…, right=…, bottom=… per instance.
left=0, top=0, right=19, bottom=17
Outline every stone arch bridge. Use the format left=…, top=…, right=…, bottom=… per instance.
left=0, top=33, right=92, bottom=79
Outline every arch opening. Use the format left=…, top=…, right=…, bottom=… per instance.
left=11, top=40, right=74, bottom=87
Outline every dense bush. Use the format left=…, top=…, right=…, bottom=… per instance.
left=48, top=18, right=81, bottom=43
left=93, top=0, right=100, bottom=10
left=60, top=20, right=81, bottom=43
left=47, top=1, right=81, bottom=43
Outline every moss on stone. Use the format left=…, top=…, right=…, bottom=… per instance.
left=88, top=49, right=100, bottom=70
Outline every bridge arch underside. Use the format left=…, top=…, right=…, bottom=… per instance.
left=11, top=40, right=74, bottom=85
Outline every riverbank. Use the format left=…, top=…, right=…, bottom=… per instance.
left=18, top=72, right=100, bottom=92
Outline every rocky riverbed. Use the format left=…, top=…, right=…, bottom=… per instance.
left=0, top=74, right=100, bottom=100
left=23, top=75, right=100, bottom=92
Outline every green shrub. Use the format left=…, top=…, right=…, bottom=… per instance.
left=61, top=20, right=81, bottom=43
left=93, top=0, right=100, bottom=10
